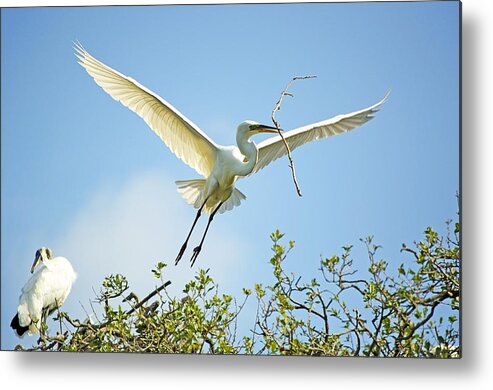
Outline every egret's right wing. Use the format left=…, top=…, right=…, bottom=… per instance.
left=75, top=44, right=218, bottom=177
left=253, top=93, right=389, bottom=174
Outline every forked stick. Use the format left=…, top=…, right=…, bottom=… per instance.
left=271, top=75, right=317, bottom=197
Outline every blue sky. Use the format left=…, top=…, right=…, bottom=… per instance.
left=1, top=1, right=459, bottom=350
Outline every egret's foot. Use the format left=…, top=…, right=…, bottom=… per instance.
left=190, top=245, right=202, bottom=267
left=175, top=243, right=188, bottom=265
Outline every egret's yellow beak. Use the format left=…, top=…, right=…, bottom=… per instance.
left=257, top=124, right=282, bottom=134
left=30, top=251, right=42, bottom=274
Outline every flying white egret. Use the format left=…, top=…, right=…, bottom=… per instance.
left=75, top=44, right=388, bottom=266
left=10, top=247, right=77, bottom=337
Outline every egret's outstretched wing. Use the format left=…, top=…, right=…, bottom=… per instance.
left=75, top=44, right=218, bottom=177
left=253, top=93, right=389, bottom=174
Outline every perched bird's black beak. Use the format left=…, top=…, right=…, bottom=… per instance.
left=30, top=250, right=42, bottom=274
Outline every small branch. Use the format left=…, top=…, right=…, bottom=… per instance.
left=271, top=75, right=317, bottom=197
left=126, top=280, right=172, bottom=315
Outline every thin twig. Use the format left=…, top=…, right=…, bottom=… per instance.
left=271, top=75, right=317, bottom=197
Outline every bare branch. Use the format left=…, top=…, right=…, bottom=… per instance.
left=271, top=75, right=317, bottom=197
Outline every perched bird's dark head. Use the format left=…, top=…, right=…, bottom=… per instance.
left=31, top=247, right=54, bottom=274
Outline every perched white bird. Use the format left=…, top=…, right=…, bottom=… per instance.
left=75, top=44, right=388, bottom=266
left=10, top=247, right=77, bottom=337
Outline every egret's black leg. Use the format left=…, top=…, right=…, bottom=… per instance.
left=175, top=200, right=207, bottom=265
left=190, top=202, right=223, bottom=267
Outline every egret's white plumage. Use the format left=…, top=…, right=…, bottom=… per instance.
left=74, top=45, right=217, bottom=178
left=75, top=43, right=388, bottom=265
left=252, top=97, right=389, bottom=174
left=11, top=248, right=77, bottom=337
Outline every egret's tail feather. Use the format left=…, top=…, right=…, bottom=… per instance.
left=175, top=179, right=247, bottom=214
left=218, top=187, right=246, bottom=214
left=10, top=313, right=29, bottom=337
left=176, top=179, right=206, bottom=209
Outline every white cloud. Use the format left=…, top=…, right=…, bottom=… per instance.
left=53, top=170, right=251, bottom=320
left=3, top=169, right=263, bottom=350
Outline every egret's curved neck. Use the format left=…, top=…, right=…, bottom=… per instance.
left=236, top=132, right=258, bottom=177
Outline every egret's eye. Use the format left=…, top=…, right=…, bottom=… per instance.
left=249, top=124, right=260, bottom=131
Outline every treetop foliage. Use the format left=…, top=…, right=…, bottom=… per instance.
left=18, top=219, right=460, bottom=357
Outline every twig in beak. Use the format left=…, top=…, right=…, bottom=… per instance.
left=271, top=75, right=317, bottom=197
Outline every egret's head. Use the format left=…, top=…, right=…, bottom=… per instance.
left=237, top=120, right=281, bottom=137
left=31, top=247, right=54, bottom=274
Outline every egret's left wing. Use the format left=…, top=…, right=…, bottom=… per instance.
left=75, top=44, right=218, bottom=177
left=253, top=93, right=389, bottom=174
